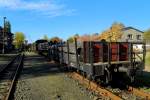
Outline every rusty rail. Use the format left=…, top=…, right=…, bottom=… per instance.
left=5, top=54, right=24, bottom=100
left=128, top=86, right=150, bottom=100
left=70, top=72, right=122, bottom=100
left=0, top=54, right=24, bottom=100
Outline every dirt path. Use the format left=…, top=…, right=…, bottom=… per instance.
left=14, top=52, right=94, bottom=100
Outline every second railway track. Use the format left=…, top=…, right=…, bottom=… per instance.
left=0, top=54, right=24, bottom=100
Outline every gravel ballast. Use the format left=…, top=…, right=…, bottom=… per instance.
left=14, top=52, right=95, bottom=100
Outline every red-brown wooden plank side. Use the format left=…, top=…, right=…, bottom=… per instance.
left=119, top=43, right=129, bottom=61
left=111, top=43, right=119, bottom=61
left=82, top=42, right=129, bottom=63
left=93, top=43, right=101, bottom=63
left=83, top=41, right=91, bottom=63
left=103, top=44, right=108, bottom=62
left=93, top=42, right=108, bottom=63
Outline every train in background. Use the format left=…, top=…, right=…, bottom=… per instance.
left=36, top=39, right=146, bottom=85
left=35, top=39, right=48, bottom=53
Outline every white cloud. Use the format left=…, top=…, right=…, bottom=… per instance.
left=0, top=0, right=75, bottom=17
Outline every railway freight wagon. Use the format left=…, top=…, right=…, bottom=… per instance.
left=35, top=39, right=48, bottom=54
left=49, top=39, right=146, bottom=84
left=48, top=42, right=64, bottom=61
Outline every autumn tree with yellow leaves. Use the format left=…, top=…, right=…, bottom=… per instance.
left=49, top=37, right=62, bottom=43
left=14, top=32, right=25, bottom=49
left=67, top=34, right=80, bottom=43
left=99, top=22, right=125, bottom=42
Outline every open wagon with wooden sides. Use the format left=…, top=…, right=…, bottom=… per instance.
left=48, top=39, right=146, bottom=85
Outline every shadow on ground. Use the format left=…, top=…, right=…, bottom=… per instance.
left=134, top=71, right=150, bottom=88
left=21, top=54, right=150, bottom=90
left=20, top=55, right=67, bottom=80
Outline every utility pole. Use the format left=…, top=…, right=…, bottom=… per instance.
left=2, top=17, right=6, bottom=54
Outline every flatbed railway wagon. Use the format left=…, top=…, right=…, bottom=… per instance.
left=49, top=39, right=146, bottom=84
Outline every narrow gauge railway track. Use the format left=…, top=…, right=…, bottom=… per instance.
left=0, top=54, right=24, bottom=100
left=69, top=72, right=150, bottom=100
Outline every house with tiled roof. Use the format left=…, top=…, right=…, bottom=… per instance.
left=120, top=27, right=144, bottom=42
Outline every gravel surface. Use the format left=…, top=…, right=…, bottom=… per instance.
left=14, top=52, right=96, bottom=100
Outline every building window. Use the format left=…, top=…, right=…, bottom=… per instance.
left=128, top=34, right=132, bottom=40
left=137, top=35, right=141, bottom=40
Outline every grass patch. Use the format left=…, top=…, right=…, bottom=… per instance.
left=144, top=88, right=150, bottom=92
left=135, top=51, right=150, bottom=66
left=145, top=52, right=150, bottom=66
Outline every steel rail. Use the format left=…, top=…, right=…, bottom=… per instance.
left=70, top=72, right=122, bottom=100
left=0, top=54, right=24, bottom=100
left=70, top=72, right=150, bottom=100
left=128, top=86, right=150, bottom=100
left=4, top=54, right=24, bottom=100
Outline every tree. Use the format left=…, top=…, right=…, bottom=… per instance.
left=50, top=37, right=62, bottom=43
left=99, top=22, right=125, bottom=41
left=74, top=33, right=79, bottom=39
left=67, top=37, right=74, bottom=43
left=144, top=29, right=150, bottom=40
left=5, top=21, right=11, bottom=33
left=43, top=34, right=49, bottom=41
left=67, top=34, right=80, bottom=43
left=14, top=32, right=25, bottom=49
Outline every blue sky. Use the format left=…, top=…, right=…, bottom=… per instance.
left=0, top=0, right=150, bottom=43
